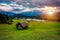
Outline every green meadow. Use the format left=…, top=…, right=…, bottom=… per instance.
left=0, top=19, right=60, bottom=40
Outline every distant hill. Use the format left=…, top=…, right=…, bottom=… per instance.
left=0, top=11, right=15, bottom=16
left=0, top=10, right=43, bottom=18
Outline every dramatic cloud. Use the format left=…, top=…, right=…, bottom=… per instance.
left=0, top=1, right=60, bottom=14
left=53, top=0, right=60, bottom=6
left=0, top=0, right=13, bottom=3
left=0, top=0, right=60, bottom=6
left=0, top=3, right=13, bottom=11
left=14, top=0, right=60, bottom=6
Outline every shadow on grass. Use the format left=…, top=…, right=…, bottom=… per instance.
left=12, top=26, right=30, bottom=31
left=56, top=30, right=60, bottom=35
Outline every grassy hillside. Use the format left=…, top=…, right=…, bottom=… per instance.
left=0, top=19, right=60, bottom=40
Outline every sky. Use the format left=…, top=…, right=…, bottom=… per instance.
left=0, top=0, right=60, bottom=16
left=0, top=0, right=60, bottom=6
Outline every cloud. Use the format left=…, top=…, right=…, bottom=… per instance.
left=14, top=0, right=60, bottom=6
left=0, top=1, right=60, bottom=14
left=52, top=0, right=60, bottom=6
left=0, top=3, right=13, bottom=11
left=12, top=7, right=43, bottom=14
left=0, top=0, right=14, bottom=3
left=0, top=0, right=60, bottom=6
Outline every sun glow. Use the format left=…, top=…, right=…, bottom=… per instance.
left=43, top=6, right=57, bottom=15
left=41, top=6, right=57, bottom=21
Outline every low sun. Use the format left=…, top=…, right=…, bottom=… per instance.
left=43, top=6, right=57, bottom=15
